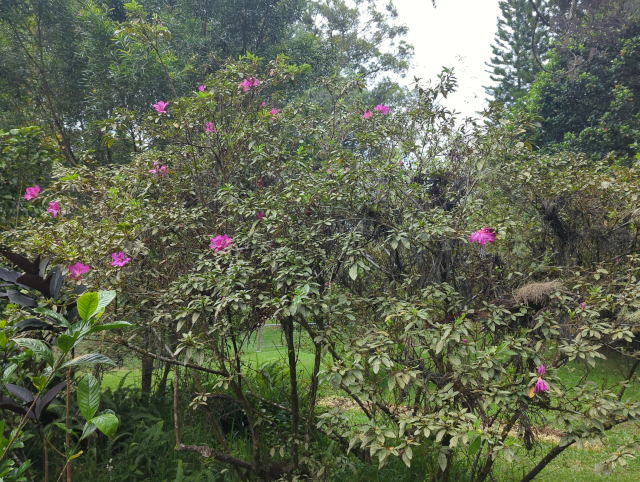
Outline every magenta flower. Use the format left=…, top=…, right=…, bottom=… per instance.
left=327, top=168, right=332, bottom=173
left=198, top=85, right=205, bottom=92
left=463, top=339, right=468, bottom=343
left=111, top=251, right=131, bottom=267
left=149, top=169, right=157, bottom=174
left=398, top=160, right=405, bottom=166
left=24, top=185, right=40, bottom=201
left=270, top=108, right=279, bottom=115
left=260, top=101, right=267, bottom=107
left=581, top=302, right=586, bottom=309
left=160, top=165, right=167, bottom=176
left=239, top=77, right=260, bottom=92
left=374, top=104, right=390, bottom=115
left=469, top=227, right=496, bottom=246
left=362, top=110, right=372, bottom=119
left=68, top=263, right=90, bottom=281
left=210, top=234, right=233, bottom=252
left=534, top=378, right=549, bottom=393
left=256, top=211, right=265, bottom=220
left=206, top=122, right=215, bottom=132
left=153, top=101, right=169, bottom=113
left=345, top=167, right=350, bottom=172
left=48, top=201, right=61, bottom=218
left=537, top=364, right=545, bottom=376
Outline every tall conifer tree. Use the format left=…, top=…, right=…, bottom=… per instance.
left=485, top=0, right=549, bottom=104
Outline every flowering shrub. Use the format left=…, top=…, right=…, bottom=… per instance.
left=4, top=56, right=640, bottom=481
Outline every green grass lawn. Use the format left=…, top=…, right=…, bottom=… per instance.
left=99, top=338, right=640, bottom=481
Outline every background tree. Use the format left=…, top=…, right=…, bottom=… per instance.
left=485, top=0, right=550, bottom=104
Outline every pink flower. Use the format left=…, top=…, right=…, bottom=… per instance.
left=345, top=167, right=350, bottom=172
left=270, top=108, right=279, bottom=115
left=398, top=160, right=405, bottom=166
left=463, top=339, right=468, bottom=343
left=160, top=166, right=167, bottom=176
left=327, top=168, right=332, bottom=173
left=198, top=85, right=205, bottom=92
left=111, top=251, right=131, bottom=267
left=537, top=364, right=545, bottom=376
left=149, top=169, right=157, bottom=174
left=362, top=110, right=372, bottom=119
left=24, top=185, right=40, bottom=201
left=239, top=77, right=260, bottom=92
left=256, top=211, right=265, bottom=220
left=210, top=234, right=233, bottom=252
left=469, top=227, right=496, bottom=246
left=375, top=104, right=390, bottom=115
left=581, top=302, right=586, bottom=309
left=260, top=102, right=266, bottom=107
left=534, top=378, right=549, bottom=393
left=68, top=263, right=90, bottom=281
left=153, top=101, right=169, bottom=113
left=48, top=201, right=60, bottom=218
left=206, top=122, right=215, bottom=132
left=406, top=108, right=410, bottom=113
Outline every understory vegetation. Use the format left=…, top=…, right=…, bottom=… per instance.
left=2, top=1, right=640, bottom=481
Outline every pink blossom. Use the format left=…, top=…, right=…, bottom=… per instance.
left=398, top=160, right=405, bottom=166
left=537, top=364, right=545, bottom=376
left=260, top=102, right=266, bottom=107
left=210, top=234, right=233, bottom=252
left=256, top=211, right=265, bottom=220
left=111, top=251, right=131, bottom=267
left=406, top=108, right=410, bottom=113
left=48, top=201, right=61, bottom=218
left=534, top=378, right=549, bottom=393
left=239, top=77, right=260, bottom=92
left=463, top=339, right=468, bottom=343
left=361, top=110, right=372, bottom=119
left=149, top=169, right=157, bottom=174
left=327, top=168, right=332, bottom=173
left=469, top=227, right=496, bottom=246
left=581, top=302, right=586, bottom=309
left=153, top=101, right=169, bottom=113
left=160, top=166, right=167, bottom=176
left=270, top=108, right=279, bottom=115
left=198, top=85, right=205, bottom=92
left=24, top=185, right=40, bottom=201
left=345, top=167, right=350, bottom=172
left=206, top=122, right=215, bottom=132
left=375, top=104, right=390, bottom=115
left=68, top=263, right=90, bottom=281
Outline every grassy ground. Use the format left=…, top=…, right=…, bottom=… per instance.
left=99, top=334, right=640, bottom=481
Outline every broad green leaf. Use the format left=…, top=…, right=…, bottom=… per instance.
left=79, top=422, right=98, bottom=441
left=60, top=353, right=116, bottom=368
left=12, top=338, right=54, bottom=366
left=92, top=291, right=116, bottom=319
left=77, top=292, right=99, bottom=322
left=87, top=321, right=132, bottom=334
left=349, top=264, right=358, bottom=280
left=77, top=374, right=101, bottom=422
left=438, top=451, right=448, bottom=471
left=57, top=333, right=79, bottom=353
left=91, top=413, right=118, bottom=437
left=469, top=435, right=481, bottom=456
left=29, top=375, right=47, bottom=392
left=33, top=308, right=71, bottom=328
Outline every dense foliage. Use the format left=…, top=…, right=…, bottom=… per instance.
left=2, top=55, right=639, bottom=481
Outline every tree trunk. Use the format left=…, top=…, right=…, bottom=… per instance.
left=141, top=357, right=154, bottom=399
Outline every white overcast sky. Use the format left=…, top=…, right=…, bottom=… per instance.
left=392, top=0, right=502, bottom=119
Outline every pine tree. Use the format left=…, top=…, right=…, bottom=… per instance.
left=485, top=0, right=549, bottom=104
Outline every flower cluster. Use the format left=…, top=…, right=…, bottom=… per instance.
left=270, top=108, right=279, bottom=116
left=375, top=104, right=390, bottom=115
left=256, top=211, right=265, bottom=220
left=239, top=77, right=260, bottom=92
left=24, top=185, right=40, bottom=200
left=361, top=110, right=372, bottom=119
left=149, top=161, right=167, bottom=176
left=534, top=364, right=550, bottom=394
left=48, top=201, right=61, bottom=218
left=206, top=122, right=215, bottom=132
left=198, top=85, right=205, bottom=92
left=210, top=234, right=233, bottom=252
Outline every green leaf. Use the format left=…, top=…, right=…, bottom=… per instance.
left=469, top=435, right=481, bottom=456
left=91, top=413, right=118, bottom=438
left=77, top=292, right=99, bottom=322
left=93, top=291, right=116, bottom=318
left=12, top=338, right=54, bottom=366
left=438, top=451, right=448, bottom=472
left=77, top=374, right=101, bottom=422
left=60, top=353, right=116, bottom=369
left=349, top=264, right=358, bottom=280
left=57, top=333, right=79, bottom=353
left=87, top=321, right=132, bottom=334
left=33, top=308, right=70, bottom=328
left=30, top=375, right=47, bottom=392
